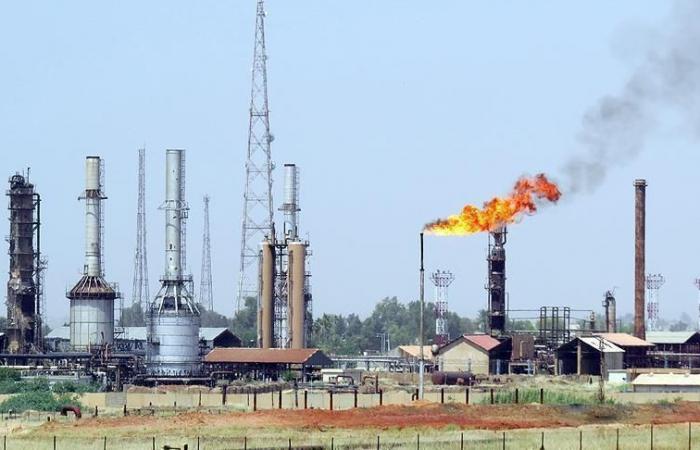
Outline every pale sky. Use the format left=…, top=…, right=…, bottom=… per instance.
left=1, top=1, right=698, bottom=329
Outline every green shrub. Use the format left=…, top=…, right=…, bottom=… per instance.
left=480, top=388, right=614, bottom=406
left=0, top=391, right=83, bottom=413
left=0, top=368, right=20, bottom=382
left=0, top=377, right=50, bottom=394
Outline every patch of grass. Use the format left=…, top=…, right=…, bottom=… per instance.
left=480, top=388, right=614, bottom=406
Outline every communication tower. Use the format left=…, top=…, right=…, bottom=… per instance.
left=200, top=195, right=213, bottom=311
left=431, top=270, right=454, bottom=346
left=645, top=274, right=665, bottom=332
left=131, top=148, right=149, bottom=309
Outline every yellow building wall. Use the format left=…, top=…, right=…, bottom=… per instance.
left=438, top=341, right=490, bottom=375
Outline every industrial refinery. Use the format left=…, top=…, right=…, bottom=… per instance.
left=6, top=1, right=700, bottom=448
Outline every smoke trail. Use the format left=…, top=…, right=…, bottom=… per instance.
left=563, top=1, right=700, bottom=193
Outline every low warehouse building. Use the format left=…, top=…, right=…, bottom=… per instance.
left=632, top=373, right=700, bottom=392
left=436, top=334, right=511, bottom=375
left=204, top=348, right=333, bottom=382
left=556, top=336, right=624, bottom=376
left=646, top=331, right=700, bottom=369
left=593, top=333, right=653, bottom=368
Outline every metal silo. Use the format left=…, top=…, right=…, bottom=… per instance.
left=146, top=149, right=201, bottom=377
left=287, top=240, right=307, bottom=349
left=258, top=238, right=275, bottom=348
left=68, top=156, right=118, bottom=350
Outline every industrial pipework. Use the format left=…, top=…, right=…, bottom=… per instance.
left=67, top=157, right=118, bottom=351
left=603, top=290, right=617, bottom=333
left=634, top=179, right=647, bottom=340
left=146, top=149, right=201, bottom=377
left=6, top=171, right=43, bottom=353
left=487, top=226, right=507, bottom=336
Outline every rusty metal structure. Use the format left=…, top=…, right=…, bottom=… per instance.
left=634, top=179, right=647, bottom=340
left=486, top=226, right=507, bottom=336
left=258, top=164, right=312, bottom=349
left=5, top=171, right=43, bottom=353
left=603, top=290, right=617, bottom=333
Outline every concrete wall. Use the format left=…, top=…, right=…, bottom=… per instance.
left=439, top=341, right=490, bottom=374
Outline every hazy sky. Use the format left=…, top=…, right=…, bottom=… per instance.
left=1, top=1, right=698, bottom=329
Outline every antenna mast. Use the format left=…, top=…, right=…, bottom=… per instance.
left=237, top=0, right=275, bottom=312
left=645, top=273, right=665, bottom=332
left=200, top=195, right=214, bottom=311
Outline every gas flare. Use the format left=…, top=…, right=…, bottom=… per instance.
left=424, top=173, right=561, bottom=235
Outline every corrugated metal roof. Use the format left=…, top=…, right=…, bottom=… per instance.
left=463, top=334, right=502, bottom=352
left=578, top=337, right=624, bottom=353
left=397, top=345, right=433, bottom=359
left=204, top=348, right=328, bottom=365
left=594, top=333, right=654, bottom=347
left=632, top=373, right=700, bottom=386
left=645, top=331, right=699, bottom=345
left=46, top=326, right=230, bottom=342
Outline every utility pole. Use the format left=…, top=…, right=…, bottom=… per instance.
left=419, top=233, right=425, bottom=400
left=237, top=0, right=275, bottom=313
left=131, top=147, right=149, bottom=310
left=200, top=195, right=213, bottom=311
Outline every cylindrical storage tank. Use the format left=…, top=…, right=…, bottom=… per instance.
left=69, top=297, right=114, bottom=350
left=288, top=241, right=306, bottom=349
left=260, top=240, right=275, bottom=348
left=146, top=311, right=201, bottom=376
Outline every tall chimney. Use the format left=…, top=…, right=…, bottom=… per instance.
left=634, top=179, right=647, bottom=340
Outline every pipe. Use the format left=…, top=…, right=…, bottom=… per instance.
left=280, top=164, right=300, bottom=239
left=165, top=150, right=183, bottom=279
left=84, top=156, right=102, bottom=277
left=419, top=232, right=425, bottom=400
left=288, top=241, right=306, bottom=349
left=634, top=179, right=647, bottom=340
left=260, top=239, right=275, bottom=348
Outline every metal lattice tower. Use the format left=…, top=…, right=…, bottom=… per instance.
left=131, top=148, right=149, bottom=308
left=200, top=195, right=213, bottom=311
left=645, top=273, right=665, bottom=332
left=431, top=270, right=455, bottom=346
left=237, top=0, right=275, bottom=312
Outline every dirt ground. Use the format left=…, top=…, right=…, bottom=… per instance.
left=26, top=401, right=700, bottom=437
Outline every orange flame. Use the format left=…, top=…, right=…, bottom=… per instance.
left=424, top=173, right=562, bottom=235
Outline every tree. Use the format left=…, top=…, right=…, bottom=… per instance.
left=230, top=296, right=257, bottom=347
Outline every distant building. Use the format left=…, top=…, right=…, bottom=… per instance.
left=204, top=347, right=332, bottom=381
left=556, top=336, right=624, bottom=376
left=593, top=333, right=653, bottom=368
left=435, top=334, right=511, bottom=375
left=632, top=373, right=700, bottom=393
left=646, top=331, right=700, bottom=369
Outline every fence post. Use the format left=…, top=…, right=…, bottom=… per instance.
left=53, top=435, right=56, bottom=450
left=223, top=385, right=228, bottom=405
left=379, top=389, right=383, bottom=406
left=460, top=432, right=464, bottom=450
left=278, top=389, right=283, bottom=410
left=689, top=422, right=692, bottom=450
left=440, top=388, right=444, bottom=404
left=490, top=389, right=494, bottom=404
left=651, top=423, right=654, bottom=450
left=617, top=428, right=620, bottom=450
left=152, top=436, right=155, bottom=450
left=304, top=390, right=308, bottom=409
left=502, top=431, right=505, bottom=450
left=540, top=388, right=544, bottom=404
left=465, top=388, right=469, bottom=405
left=330, top=391, right=334, bottom=411
left=198, top=391, right=202, bottom=407
left=197, top=436, right=200, bottom=450
left=3, top=435, right=5, bottom=450
left=123, top=404, right=127, bottom=416
left=244, top=436, right=247, bottom=450
left=103, top=436, right=107, bottom=450
left=331, top=437, right=334, bottom=450
left=95, top=405, right=98, bottom=417
left=579, top=430, right=582, bottom=450
left=417, top=433, right=420, bottom=449
left=288, top=437, right=292, bottom=449
left=271, top=391, right=274, bottom=408
left=514, top=388, right=518, bottom=404
left=253, top=392, right=257, bottom=412
left=376, top=435, right=380, bottom=450
left=539, top=431, right=544, bottom=450
left=354, top=389, right=358, bottom=408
